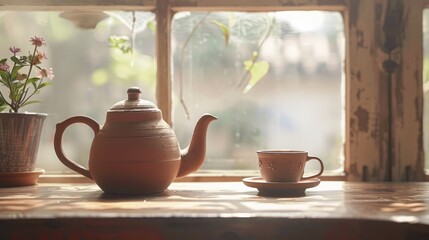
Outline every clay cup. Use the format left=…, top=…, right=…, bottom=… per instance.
left=257, top=150, right=324, bottom=182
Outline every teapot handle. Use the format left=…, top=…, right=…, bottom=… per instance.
left=54, top=116, right=100, bottom=179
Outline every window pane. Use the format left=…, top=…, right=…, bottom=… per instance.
left=172, top=12, right=345, bottom=173
left=0, top=11, right=156, bottom=172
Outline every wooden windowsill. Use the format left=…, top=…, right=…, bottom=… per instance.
left=37, top=170, right=347, bottom=183
left=1, top=181, right=429, bottom=239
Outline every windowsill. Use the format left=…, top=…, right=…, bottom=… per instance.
left=34, top=168, right=429, bottom=183
left=38, top=169, right=347, bottom=183
left=1, top=181, right=429, bottom=238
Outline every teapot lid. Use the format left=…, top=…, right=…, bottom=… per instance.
left=109, top=87, right=157, bottom=112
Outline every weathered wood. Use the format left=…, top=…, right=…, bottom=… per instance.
left=0, top=182, right=429, bottom=239
left=0, top=0, right=156, bottom=11
left=345, top=0, right=390, bottom=181
left=0, top=0, right=347, bottom=8
left=170, top=0, right=347, bottom=11
left=0, top=0, right=155, bottom=10
left=390, top=0, right=425, bottom=181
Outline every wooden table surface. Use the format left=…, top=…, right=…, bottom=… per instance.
left=1, top=181, right=429, bottom=239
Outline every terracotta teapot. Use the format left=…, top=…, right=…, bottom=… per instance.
left=54, top=87, right=217, bottom=194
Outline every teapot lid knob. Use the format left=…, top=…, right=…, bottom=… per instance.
left=127, top=87, right=141, bottom=101
left=109, top=86, right=158, bottom=112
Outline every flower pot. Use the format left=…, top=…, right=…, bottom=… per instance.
left=0, top=112, right=47, bottom=172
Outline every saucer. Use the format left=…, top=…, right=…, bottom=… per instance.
left=0, top=168, right=45, bottom=187
left=242, top=177, right=320, bottom=197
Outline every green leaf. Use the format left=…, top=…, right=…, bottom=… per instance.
left=11, top=56, right=20, bottom=64
left=11, top=80, right=23, bottom=90
left=0, top=58, right=7, bottom=64
left=212, top=20, right=230, bottom=47
left=21, top=100, right=41, bottom=107
left=108, top=36, right=132, bottom=54
left=0, top=78, right=7, bottom=86
left=0, top=93, right=10, bottom=112
left=26, top=77, right=40, bottom=83
left=147, top=20, right=156, bottom=32
left=242, top=60, right=270, bottom=94
left=108, top=36, right=129, bottom=45
left=10, top=65, right=23, bottom=81
left=0, top=100, right=7, bottom=112
left=38, top=82, right=53, bottom=89
left=26, top=77, right=40, bottom=89
left=9, top=90, right=20, bottom=103
left=0, top=71, right=8, bottom=81
left=121, top=46, right=132, bottom=54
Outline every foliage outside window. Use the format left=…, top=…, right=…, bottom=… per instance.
left=172, top=11, right=345, bottom=173
left=0, top=10, right=345, bottom=174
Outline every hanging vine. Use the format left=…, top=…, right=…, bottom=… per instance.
left=178, top=13, right=274, bottom=119
left=178, top=13, right=211, bottom=120
left=108, top=11, right=136, bottom=54
left=108, top=11, right=275, bottom=120
left=237, top=15, right=275, bottom=93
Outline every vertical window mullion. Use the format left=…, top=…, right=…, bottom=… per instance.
left=345, top=0, right=390, bottom=181
left=398, top=0, right=425, bottom=181
left=156, top=0, right=174, bottom=125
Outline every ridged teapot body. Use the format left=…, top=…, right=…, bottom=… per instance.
left=54, top=87, right=216, bottom=194
left=90, top=111, right=181, bottom=194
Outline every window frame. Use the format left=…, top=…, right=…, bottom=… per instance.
left=1, top=0, right=427, bottom=181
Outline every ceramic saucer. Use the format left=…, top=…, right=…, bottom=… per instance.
left=0, top=168, right=45, bottom=187
left=242, top=177, right=321, bottom=197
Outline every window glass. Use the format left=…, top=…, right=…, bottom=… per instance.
left=0, top=11, right=156, bottom=172
left=171, top=11, right=345, bottom=173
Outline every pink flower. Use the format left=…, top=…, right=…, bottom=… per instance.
left=0, top=63, right=10, bottom=72
left=0, top=36, right=53, bottom=112
left=31, top=51, right=47, bottom=65
left=9, top=47, right=21, bottom=54
left=39, top=68, right=54, bottom=80
left=36, top=51, right=47, bottom=61
left=30, top=36, right=46, bottom=47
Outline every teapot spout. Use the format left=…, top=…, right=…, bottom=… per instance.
left=177, top=114, right=217, bottom=178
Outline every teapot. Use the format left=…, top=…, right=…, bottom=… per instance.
left=54, top=87, right=217, bottom=194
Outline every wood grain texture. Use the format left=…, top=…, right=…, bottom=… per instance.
left=345, top=0, right=390, bottom=181
left=0, top=182, right=429, bottom=239
left=156, top=0, right=173, bottom=125
left=391, top=0, right=425, bottom=181
left=0, top=0, right=155, bottom=10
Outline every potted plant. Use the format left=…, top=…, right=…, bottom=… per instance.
left=0, top=36, right=53, bottom=186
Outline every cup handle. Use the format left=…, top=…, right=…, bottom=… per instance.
left=54, top=116, right=100, bottom=180
left=301, top=156, right=324, bottom=181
